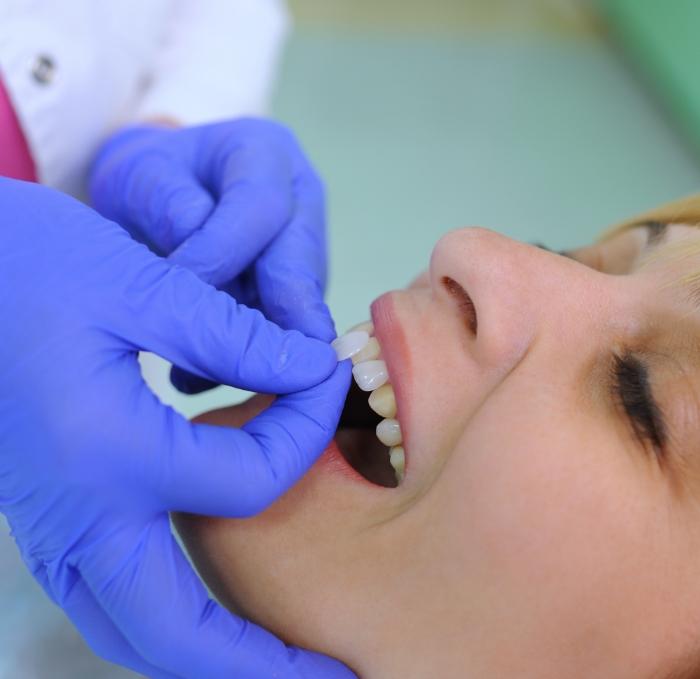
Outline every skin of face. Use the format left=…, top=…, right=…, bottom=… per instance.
left=175, top=224, right=700, bottom=679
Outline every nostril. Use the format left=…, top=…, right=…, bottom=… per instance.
left=442, top=276, right=477, bottom=334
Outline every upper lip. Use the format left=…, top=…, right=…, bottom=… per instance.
left=370, top=292, right=413, bottom=474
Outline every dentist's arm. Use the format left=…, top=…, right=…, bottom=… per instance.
left=0, top=179, right=354, bottom=678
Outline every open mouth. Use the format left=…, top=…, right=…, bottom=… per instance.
left=333, top=322, right=405, bottom=488
left=337, top=379, right=398, bottom=487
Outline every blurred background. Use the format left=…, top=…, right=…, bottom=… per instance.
left=3, top=0, right=700, bottom=676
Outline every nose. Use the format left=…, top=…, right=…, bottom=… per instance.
left=428, top=227, right=615, bottom=374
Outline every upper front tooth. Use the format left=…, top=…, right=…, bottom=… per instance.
left=351, top=336, right=381, bottom=365
left=332, top=330, right=370, bottom=361
left=352, top=360, right=388, bottom=391
left=376, top=418, right=402, bottom=447
left=368, top=383, right=396, bottom=418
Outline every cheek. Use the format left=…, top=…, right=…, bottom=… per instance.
left=458, top=427, right=637, bottom=585
left=429, top=395, right=688, bottom=664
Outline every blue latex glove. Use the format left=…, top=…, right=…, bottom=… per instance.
left=0, top=178, right=355, bottom=679
left=90, top=118, right=333, bottom=395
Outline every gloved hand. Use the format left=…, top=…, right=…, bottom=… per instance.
left=0, top=178, right=355, bottom=679
left=90, top=117, right=332, bottom=395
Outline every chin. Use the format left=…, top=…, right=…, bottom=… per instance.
left=174, top=469, right=336, bottom=651
left=173, top=392, right=393, bottom=670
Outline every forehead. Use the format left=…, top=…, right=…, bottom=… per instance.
left=604, top=223, right=700, bottom=266
left=615, top=225, right=700, bottom=367
left=593, top=223, right=700, bottom=291
left=569, top=223, right=700, bottom=287
left=636, top=223, right=700, bottom=262
left=565, top=223, right=700, bottom=359
left=632, top=224, right=700, bottom=304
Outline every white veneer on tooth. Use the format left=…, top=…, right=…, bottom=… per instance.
left=352, top=360, right=388, bottom=392
left=368, top=383, right=396, bottom=418
left=347, top=320, right=374, bottom=336
left=389, top=446, right=405, bottom=482
left=376, top=418, right=402, bottom=447
left=331, top=330, right=370, bottom=361
left=351, top=336, right=381, bottom=365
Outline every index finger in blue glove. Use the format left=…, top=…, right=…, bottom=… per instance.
left=77, top=516, right=358, bottom=679
left=167, top=137, right=295, bottom=287
left=143, top=360, right=351, bottom=518
left=169, top=261, right=266, bottom=395
left=254, top=165, right=336, bottom=342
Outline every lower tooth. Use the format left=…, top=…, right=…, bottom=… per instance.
left=376, top=418, right=402, bottom=447
left=389, top=446, right=405, bottom=482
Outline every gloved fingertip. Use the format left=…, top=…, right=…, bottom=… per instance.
left=169, top=365, right=219, bottom=395
left=279, top=332, right=339, bottom=392
left=277, top=305, right=337, bottom=344
left=166, top=241, right=219, bottom=287
left=332, top=353, right=354, bottom=388
left=308, top=306, right=338, bottom=343
left=260, top=283, right=337, bottom=342
left=284, top=648, right=359, bottom=679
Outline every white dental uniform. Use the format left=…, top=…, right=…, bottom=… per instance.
left=0, top=0, right=289, bottom=198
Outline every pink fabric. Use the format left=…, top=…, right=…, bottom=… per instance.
left=0, top=76, right=36, bottom=181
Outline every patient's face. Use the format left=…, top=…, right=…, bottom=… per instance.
left=176, top=223, right=700, bottom=679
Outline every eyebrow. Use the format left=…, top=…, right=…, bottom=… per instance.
left=642, top=221, right=669, bottom=248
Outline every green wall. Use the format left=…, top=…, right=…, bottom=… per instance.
left=599, top=0, right=700, bottom=158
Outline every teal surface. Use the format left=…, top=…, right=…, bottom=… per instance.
left=4, top=22, right=700, bottom=679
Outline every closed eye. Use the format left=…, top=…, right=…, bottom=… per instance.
left=610, top=352, right=667, bottom=457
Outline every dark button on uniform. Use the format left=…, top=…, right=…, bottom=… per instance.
left=31, top=54, right=55, bottom=85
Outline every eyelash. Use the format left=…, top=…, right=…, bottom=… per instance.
left=610, top=352, right=666, bottom=457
